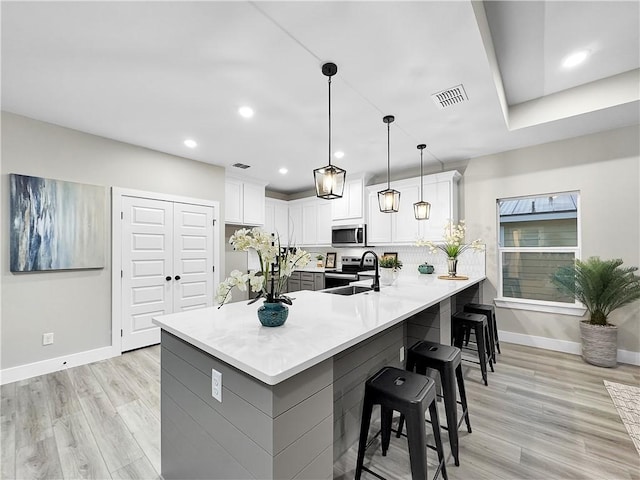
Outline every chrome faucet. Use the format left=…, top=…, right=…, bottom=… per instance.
left=360, top=251, right=380, bottom=292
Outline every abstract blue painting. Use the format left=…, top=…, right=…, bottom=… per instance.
left=10, top=174, right=106, bottom=272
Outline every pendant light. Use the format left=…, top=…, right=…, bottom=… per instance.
left=314, top=62, right=345, bottom=199
left=414, top=144, right=431, bottom=220
left=377, top=115, right=400, bottom=213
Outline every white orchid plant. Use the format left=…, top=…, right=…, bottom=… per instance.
left=416, top=220, right=484, bottom=258
left=215, top=228, right=311, bottom=307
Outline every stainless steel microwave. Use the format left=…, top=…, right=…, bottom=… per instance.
left=331, top=224, right=367, bottom=248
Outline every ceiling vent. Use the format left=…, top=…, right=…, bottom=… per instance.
left=232, top=163, right=251, bottom=169
left=431, top=84, right=468, bottom=109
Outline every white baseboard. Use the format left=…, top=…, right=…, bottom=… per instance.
left=0, top=346, right=120, bottom=385
left=499, top=330, right=640, bottom=366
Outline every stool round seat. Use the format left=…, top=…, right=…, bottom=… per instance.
left=451, top=311, right=494, bottom=386
left=397, top=341, right=471, bottom=466
left=355, top=366, right=448, bottom=480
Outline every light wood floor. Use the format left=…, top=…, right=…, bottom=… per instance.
left=1, top=342, right=639, bottom=480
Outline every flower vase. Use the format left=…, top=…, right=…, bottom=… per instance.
left=447, top=257, right=458, bottom=277
left=380, top=267, right=399, bottom=286
left=257, top=301, right=289, bottom=327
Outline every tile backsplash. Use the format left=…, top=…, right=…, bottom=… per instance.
left=309, top=245, right=486, bottom=276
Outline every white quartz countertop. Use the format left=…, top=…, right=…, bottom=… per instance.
left=153, top=272, right=484, bottom=386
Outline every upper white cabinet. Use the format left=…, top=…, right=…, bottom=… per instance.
left=331, top=175, right=367, bottom=224
left=291, top=197, right=332, bottom=246
left=225, top=177, right=266, bottom=226
left=366, top=170, right=460, bottom=244
left=264, top=198, right=289, bottom=244
left=287, top=203, right=303, bottom=246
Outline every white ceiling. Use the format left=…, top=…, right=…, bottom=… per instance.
left=2, top=1, right=639, bottom=195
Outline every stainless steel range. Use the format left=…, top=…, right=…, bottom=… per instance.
left=324, top=255, right=375, bottom=289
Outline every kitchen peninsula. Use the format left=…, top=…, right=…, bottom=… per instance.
left=153, top=273, right=485, bottom=479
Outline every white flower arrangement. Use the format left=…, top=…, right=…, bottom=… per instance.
left=416, top=220, right=484, bottom=258
left=215, top=227, right=311, bottom=307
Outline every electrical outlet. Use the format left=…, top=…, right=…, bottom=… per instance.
left=211, top=368, right=222, bottom=402
left=43, top=333, right=54, bottom=345
left=399, top=346, right=405, bottom=363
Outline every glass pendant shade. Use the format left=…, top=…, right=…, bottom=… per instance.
left=414, top=200, right=431, bottom=220
left=378, top=188, right=401, bottom=213
left=314, top=62, right=345, bottom=199
left=314, top=164, right=346, bottom=199
left=414, top=143, right=430, bottom=220
left=378, top=115, right=400, bottom=213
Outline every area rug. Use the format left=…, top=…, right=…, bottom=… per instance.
left=603, top=380, right=640, bottom=455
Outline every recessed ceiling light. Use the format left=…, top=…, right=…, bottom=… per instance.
left=279, top=167, right=288, bottom=175
left=184, top=139, right=197, bottom=148
left=562, top=50, right=589, bottom=69
left=238, top=106, right=254, bottom=118
left=334, top=151, right=345, bottom=159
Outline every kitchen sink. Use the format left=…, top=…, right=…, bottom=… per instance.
left=322, top=285, right=374, bottom=296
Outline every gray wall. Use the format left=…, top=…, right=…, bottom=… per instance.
left=462, top=125, right=640, bottom=353
left=1, top=112, right=226, bottom=370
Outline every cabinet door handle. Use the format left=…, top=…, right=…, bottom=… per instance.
left=165, top=276, right=172, bottom=281
left=175, top=275, right=181, bottom=281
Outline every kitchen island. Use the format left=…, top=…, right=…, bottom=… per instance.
left=153, top=272, right=484, bottom=479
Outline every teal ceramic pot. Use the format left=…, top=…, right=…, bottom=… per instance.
left=418, top=263, right=434, bottom=274
left=257, top=301, right=289, bottom=327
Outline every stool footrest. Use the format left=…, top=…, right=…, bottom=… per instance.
left=361, top=466, right=388, bottom=480
left=362, top=428, right=446, bottom=480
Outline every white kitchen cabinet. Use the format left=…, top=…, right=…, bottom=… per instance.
left=264, top=198, right=289, bottom=244
left=367, top=183, right=415, bottom=244
left=392, top=183, right=421, bottom=243
left=225, top=177, right=266, bottom=226
left=301, top=198, right=332, bottom=246
left=367, top=190, right=393, bottom=244
left=366, top=170, right=460, bottom=245
left=316, top=201, right=332, bottom=245
left=417, top=179, right=454, bottom=240
left=302, top=202, right=317, bottom=245
left=331, top=176, right=365, bottom=223
left=225, top=178, right=243, bottom=224
left=288, top=203, right=303, bottom=246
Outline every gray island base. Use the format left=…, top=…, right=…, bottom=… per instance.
left=155, top=277, right=482, bottom=479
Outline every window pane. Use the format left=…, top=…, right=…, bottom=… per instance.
left=499, top=193, right=578, bottom=247
left=501, top=218, right=577, bottom=247
left=502, top=252, right=575, bottom=303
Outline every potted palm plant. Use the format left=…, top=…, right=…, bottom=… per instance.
left=552, top=257, right=640, bottom=367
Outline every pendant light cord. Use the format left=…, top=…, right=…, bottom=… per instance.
left=328, top=76, right=332, bottom=167
left=387, top=121, right=391, bottom=189
left=420, top=148, right=424, bottom=200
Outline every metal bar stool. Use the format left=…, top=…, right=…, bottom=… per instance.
left=464, top=303, right=501, bottom=362
left=396, top=341, right=471, bottom=466
left=451, top=311, right=493, bottom=386
left=355, top=366, right=448, bottom=480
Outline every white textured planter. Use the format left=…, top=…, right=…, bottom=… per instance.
left=580, top=321, right=618, bottom=368
left=379, top=267, right=399, bottom=286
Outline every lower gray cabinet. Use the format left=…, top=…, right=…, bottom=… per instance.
left=287, top=271, right=324, bottom=292
left=287, top=271, right=301, bottom=293
left=314, top=273, right=325, bottom=291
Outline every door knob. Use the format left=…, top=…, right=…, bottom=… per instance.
left=175, top=275, right=181, bottom=281
left=165, top=276, right=171, bottom=281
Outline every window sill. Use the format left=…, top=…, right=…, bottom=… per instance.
left=494, top=297, right=587, bottom=316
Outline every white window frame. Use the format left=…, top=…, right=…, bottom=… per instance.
left=494, top=191, right=586, bottom=316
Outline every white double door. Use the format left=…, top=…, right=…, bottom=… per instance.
left=121, top=196, right=214, bottom=351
